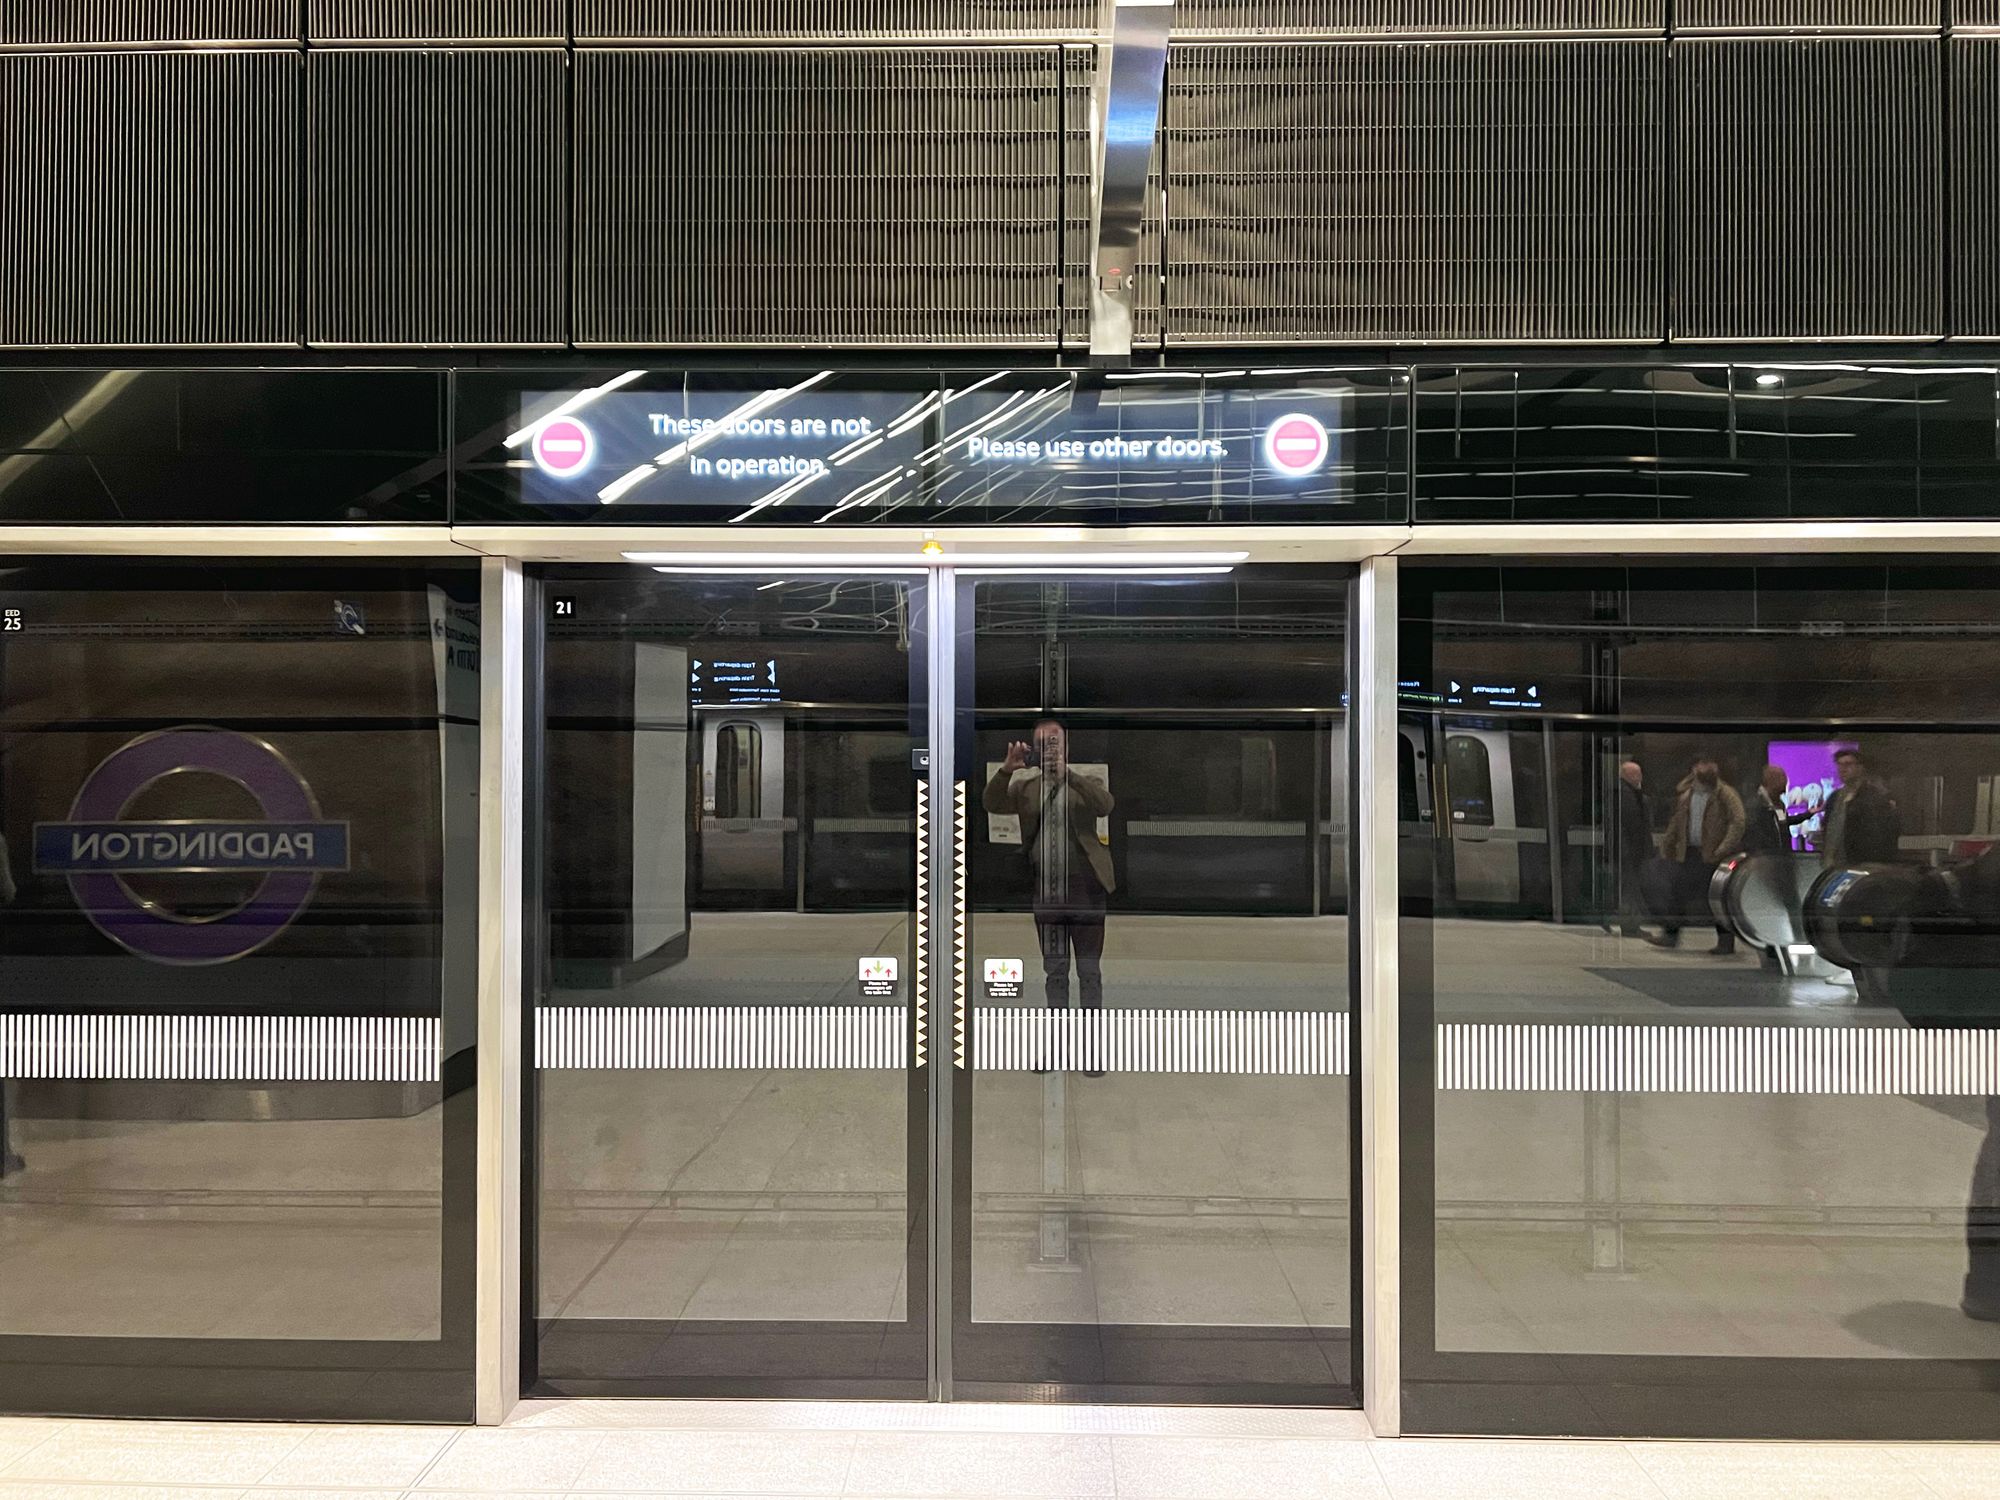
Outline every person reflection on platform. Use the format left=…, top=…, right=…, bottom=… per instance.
left=1610, top=760, right=1652, bottom=938
left=1743, top=765, right=1818, bottom=972
left=1648, top=756, right=1745, bottom=955
left=1747, top=763, right=1817, bottom=859
left=984, top=721, right=1115, bottom=1074
left=1824, top=748, right=1904, bottom=866
left=1890, top=846, right=2000, bottom=1323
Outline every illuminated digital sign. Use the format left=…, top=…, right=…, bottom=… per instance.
left=508, top=377, right=1351, bottom=520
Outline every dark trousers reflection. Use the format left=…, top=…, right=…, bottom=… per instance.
left=1036, top=902, right=1105, bottom=1010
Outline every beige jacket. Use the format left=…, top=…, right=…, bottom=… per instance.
left=982, top=766, right=1116, bottom=895
left=1661, top=776, right=1747, bottom=864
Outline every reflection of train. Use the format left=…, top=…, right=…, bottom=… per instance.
left=679, top=707, right=2000, bottom=929
left=687, top=704, right=1349, bottom=920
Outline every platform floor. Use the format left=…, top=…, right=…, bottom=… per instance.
left=0, top=1401, right=1994, bottom=1499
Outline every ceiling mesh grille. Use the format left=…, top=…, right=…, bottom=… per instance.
left=574, top=47, right=1068, bottom=347
left=0, top=50, right=299, bottom=346
left=1678, top=2, right=1941, bottom=29
left=1161, top=40, right=1664, bottom=343
left=308, top=48, right=566, bottom=346
left=0, top=1, right=296, bottom=43
left=574, top=2, right=1094, bottom=39
left=1953, top=36, right=1999, bottom=336
left=1673, top=37, right=1942, bottom=338
left=1174, top=2, right=1663, bottom=34
left=308, top=1, right=564, bottom=41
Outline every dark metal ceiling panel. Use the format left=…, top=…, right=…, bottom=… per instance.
left=1674, top=37, right=1942, bottom=338
left=1953, top=37, right=2000, bottom=335
left=0, top=2, right=296, bottom=43
left=575, top=47, right=1067, bottom=347
left=1162, top=40, right=1664, bottom=343
left=1678, top=2, right=1940, bottom=28
left=575, top=2, right=1093, bottom=38
left=308, top=1, right=564, bottom=41
left=308, top=48, right=566, bottom=346
left=1173, top=2, right=1663, bottom=34
left=0, top=50, right=298, bottom=346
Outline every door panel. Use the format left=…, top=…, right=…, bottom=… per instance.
left=529, top=571, right=928, bottom=1398
left=951, top=570, right=1356, bottom=1404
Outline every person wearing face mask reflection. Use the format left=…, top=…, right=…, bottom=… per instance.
left=984, top=721, right=1116, bottom=1037
left=1648, top=755, right=1746, bottom=954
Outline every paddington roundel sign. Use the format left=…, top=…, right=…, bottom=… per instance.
left=532, top=417, right=597, bottom=480
left=1263, top=412, right=1330, bottom=478
left=32, top=728, right=349, bottom=966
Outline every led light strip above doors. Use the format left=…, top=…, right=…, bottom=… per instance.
left=623, top=550, right=1248, bottom=576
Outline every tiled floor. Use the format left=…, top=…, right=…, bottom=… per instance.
left=0, top=1403, right=1994, bottom=1500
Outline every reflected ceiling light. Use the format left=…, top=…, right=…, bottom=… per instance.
left=0, top=370, right=140, bottom=498
left=1755, top=373, right=1783, bottom=388
left=503, top=370, right=644, bottom=449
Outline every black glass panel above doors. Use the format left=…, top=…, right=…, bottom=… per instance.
left=1400, top=560, right=2000, bottom=1439
left=1413, top=366, right=2000, bottom=523
left=0, top=561, right=479, bottom=1420
left=0, top=371, right=448, bottom=524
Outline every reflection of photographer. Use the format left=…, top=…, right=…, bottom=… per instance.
left=983, top=721, right=1115, bottom=1012
left=1825, top=849, right=2000, bottom=1323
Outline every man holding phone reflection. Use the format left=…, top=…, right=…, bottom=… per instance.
left=983, top=720, right=1116, bottom=1023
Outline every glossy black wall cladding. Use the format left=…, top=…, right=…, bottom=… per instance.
left=0, top=563, right=481, bottom=1420
left=1399, top=560, right=2000, bottom=1438
left=0, top=371, right=447, bottom=524
left=3, top=364, right=1998, bottom=527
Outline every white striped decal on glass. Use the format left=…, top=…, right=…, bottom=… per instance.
left=1436, top=1023, right=2000, bottom=1095
left=0, top=1014, right=438, bottom=1082
left=536, top=1005, right=908, bottom=1071
left=971, top=1008, right=1350, bottom=1076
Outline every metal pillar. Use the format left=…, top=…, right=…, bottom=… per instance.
left=925, top=567, right=961, bottom=1400
left=475, top=558, right=526, bottom=1425
left=1356, top=556, right=1402, bottom=1436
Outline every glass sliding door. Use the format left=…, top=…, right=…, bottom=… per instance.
left=529, top=569, right=930, bottom=1398
left=952, top=568, right=1355, bottom=1403
left=0, top=562, right=479, bottom=1420
left=524, top=561, right=1358, bottom=1405
left=1401, top=561, right=2000, bottom=1439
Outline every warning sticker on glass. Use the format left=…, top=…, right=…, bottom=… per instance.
left=858, top=956, right=899, bottom=999
left=983, top=957, right=1024, bottom=1000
